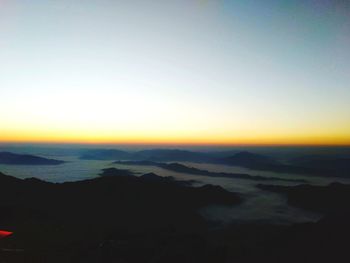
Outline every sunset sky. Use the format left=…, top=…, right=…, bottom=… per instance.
left=0, top=0, right=349, bottom=145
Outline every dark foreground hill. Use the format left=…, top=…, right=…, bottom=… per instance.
left=1, top=169, right=350, bottom=262
left=250, top=182, right=350, bottom=263
left=0, top=170, right=240, bottom=262
left=257, top=182, right=350, bottom=215
left=0, top=152, right=65, bottom=165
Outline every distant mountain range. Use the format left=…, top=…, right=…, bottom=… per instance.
left=290, top=155, right=350, bottom=178
left=216, top=151, right=279, bottom=168
left=80, top=148, right=212, bottom=162
left=114, top=160, right=307, bottom=183
left=0, top=152, right=65, bottom=165
left=81, top=148, right=350, bottom=178
left=79, top=149, right=133, bottom=160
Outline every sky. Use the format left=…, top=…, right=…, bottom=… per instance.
left=0, top=0, right=349, bottom=145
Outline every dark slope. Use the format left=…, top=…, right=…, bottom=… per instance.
left=2, top=170, right=350, bottom=262
left=100, top=168, right=197, bottom=186
left=99, top=167, right=135, bottom=177
left=290, top=155, right=350, bottom=177
left=0, top=152, right=65, bottom=165
left=114, top=160, right=307, bottom=183
left=257, top=182, right=350, bottom=215
left=249, top=182, right=350, bottom=262
left=0, top=170, right=240, bottom=262
left=210, top=215, right=350, bottom=263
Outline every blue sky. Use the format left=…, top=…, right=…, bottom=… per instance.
left=0, top=0, right=349, bottom=145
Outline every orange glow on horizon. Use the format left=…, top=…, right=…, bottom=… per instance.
left=1, top=129, right=350, bottom=147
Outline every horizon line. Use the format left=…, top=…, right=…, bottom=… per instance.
left=1, top=140, right=350, bottom=148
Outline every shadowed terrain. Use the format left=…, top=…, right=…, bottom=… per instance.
left=80, top=149, right=350, bottom=178
left=0, top=152, right=65, bottom=165
left=114, top=160, right=307, bottom=183
left=257, top=182, right=350, bottom=215
left=0, top=169, right=350, bottom=262
left=289, top=155, right=350, bottom=177
left=0, top=169, right=240, bottom=262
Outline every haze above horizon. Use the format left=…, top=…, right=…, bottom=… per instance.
left=1, top=0, right=349, bottom=146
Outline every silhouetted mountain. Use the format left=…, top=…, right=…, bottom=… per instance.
left=0, top=169, right=240, bottom=262
left=114, top=160, right=159, bottom=166
left=140, top=172, right=175, bottom=183
left=257, top=182, right=350, bottom=215
left=79, top=149, right=132, bottom=160
left=99, top=167, right=135, bottom=177
left=134, top=149, right=213, bottom=162
left=81, top=148, right=349, bottom=178
left=219, top=151, right=278, bottom=166
left=217, top=151, right=332, bottom=176
left=114, top=161, right=307, bottom=183
left=2, top=169, right=350, bottom=262
left=100, top=168, right=196, bottom=186
left=215, top=213, right=350, bottom=263
left=140, top=172, right=196, bottom=186
left=79, top=148, right=214, bottom=162
left=290, top=155, right=350, bottom=177
left=254, top=183, right=350, bottom=262
left=0, top=151, right=65, bottom=165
